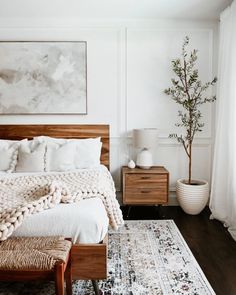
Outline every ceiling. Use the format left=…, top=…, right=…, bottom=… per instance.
left=0, top=0, right=232, bottom=21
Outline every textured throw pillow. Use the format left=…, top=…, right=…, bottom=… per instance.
left=0, top=139, right=21, bottom=172
left=46, top=142, right=77, bottom=172
left=15, top=142, right=46, bottom=172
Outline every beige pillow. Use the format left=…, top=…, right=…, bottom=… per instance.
left=15, top=143, right=46, bottom=172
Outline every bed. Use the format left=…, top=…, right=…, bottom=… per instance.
left=0, top=124, right=112, bottom=281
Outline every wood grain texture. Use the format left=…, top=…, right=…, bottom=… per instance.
left=122, top=166, right=169, bottom=174
left=126, top=174, right=168, bottom=188
left=122, top=166, right=169, bottom=205
left=71, top=235, right=107, bottom=280
left=125, top=189, right=168, bottom=204
left=0, top=124, right=109, bottom=169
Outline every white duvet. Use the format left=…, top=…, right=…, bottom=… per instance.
left=12, top=198, right=109, bottom=243
left=0, top=166, right=120, bottom=243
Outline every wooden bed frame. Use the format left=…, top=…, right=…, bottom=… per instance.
left=0, top=124, right=109, bottom=280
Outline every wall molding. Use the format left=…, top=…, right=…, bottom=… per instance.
left=113, top=136, right=212, bottom=146
left=0, top=20, right=218, bottom=194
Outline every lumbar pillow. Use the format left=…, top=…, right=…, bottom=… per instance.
left=0, top=140, right=21, bottom=172
left=15, top=142, right=46, bottom=172
left=46, top=142, right=77, bottom=172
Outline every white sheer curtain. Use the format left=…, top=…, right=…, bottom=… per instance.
left=210, top=1, right=236, bottom=241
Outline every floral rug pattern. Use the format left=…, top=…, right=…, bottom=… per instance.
left=0, top=220, right=215, bottom=295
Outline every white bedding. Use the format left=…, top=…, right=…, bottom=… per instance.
left=12, top=198, right=109, bottom=244
left=0, top=166, right=115, bottom=243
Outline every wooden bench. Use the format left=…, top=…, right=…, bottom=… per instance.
left=0, top=236, right=72, bottom=295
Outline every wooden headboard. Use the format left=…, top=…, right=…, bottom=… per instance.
left=0, top=124, right=110, bottom=169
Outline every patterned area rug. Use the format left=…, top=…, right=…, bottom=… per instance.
left=0, top=220, right=215, bottom=295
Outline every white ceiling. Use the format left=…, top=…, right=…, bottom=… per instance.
left=0, top=0, right=232, bottom=21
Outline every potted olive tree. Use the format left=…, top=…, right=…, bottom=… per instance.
left=164, top=36, right=217, bottom=214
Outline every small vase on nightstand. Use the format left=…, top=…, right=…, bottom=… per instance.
left=127, top=160, right=136, bottom=169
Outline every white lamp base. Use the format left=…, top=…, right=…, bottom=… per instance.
left=136, top=148, right=153, bottom=169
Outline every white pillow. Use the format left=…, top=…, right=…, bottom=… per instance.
left=35, top=136, right=102, bottom=169
left=0, top=140, right=20, bottom=172
left=35, top=136, right=66, bottom=145
left=15, top=142, right=46, bottom=172
left=46, top=142, right=77, bottom=172
left=72, top=138, right=102, bottom=169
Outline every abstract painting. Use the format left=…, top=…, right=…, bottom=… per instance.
left=0, top=41, right=87, bottom=114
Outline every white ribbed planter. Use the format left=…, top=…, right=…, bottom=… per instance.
left=176, top=179, right=209, bottom=215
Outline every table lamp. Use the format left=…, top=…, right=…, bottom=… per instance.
left=133, top=128, right=158, bottom=169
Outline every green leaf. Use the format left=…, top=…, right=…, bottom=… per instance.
left=163, top=36, right=217, bottom=168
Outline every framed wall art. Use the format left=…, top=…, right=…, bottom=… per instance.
left=0, top=41, right=87, bottom=114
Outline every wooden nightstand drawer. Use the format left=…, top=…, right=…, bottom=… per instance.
left=126, top=173, right=167, bottom=188
left=125, top=188, right=167, bottom=204
left=122, top=166, right=169, bottom=206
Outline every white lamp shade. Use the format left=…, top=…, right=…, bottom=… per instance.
left=133, top=128, right=158, bottom=149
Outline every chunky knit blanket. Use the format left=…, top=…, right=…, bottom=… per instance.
left=0, top=166, right=124, bottom=241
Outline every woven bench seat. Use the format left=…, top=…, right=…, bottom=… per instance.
left=0, top=236, right=72, bottom=295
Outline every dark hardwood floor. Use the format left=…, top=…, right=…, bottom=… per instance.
left=121, top=205, right=236, bottom=295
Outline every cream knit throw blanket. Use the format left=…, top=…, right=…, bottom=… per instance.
left=0, top=166, right=124, bottom=241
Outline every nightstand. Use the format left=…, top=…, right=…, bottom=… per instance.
left=122, top=166, right=169, bottom=206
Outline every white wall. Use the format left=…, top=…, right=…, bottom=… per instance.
left=0, top=19, right=218, bottom=201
